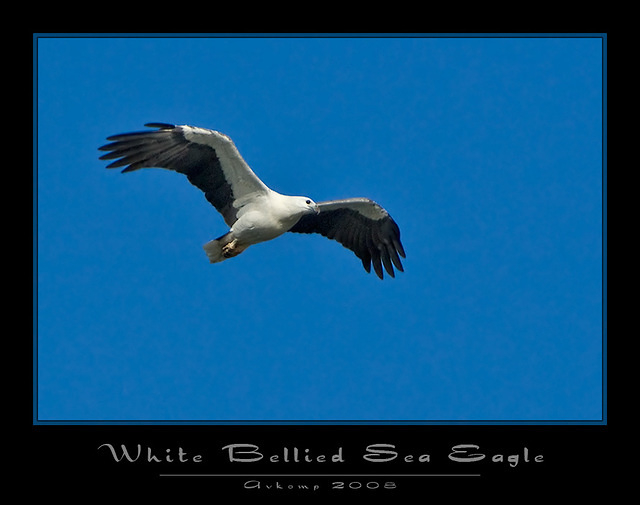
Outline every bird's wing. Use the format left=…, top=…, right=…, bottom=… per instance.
left=289, top=197, right=406, bottom=279
left=99, top=123, right=271, bottom=226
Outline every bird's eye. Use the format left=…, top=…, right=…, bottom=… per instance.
left=306, top=199, right=311, bottom=204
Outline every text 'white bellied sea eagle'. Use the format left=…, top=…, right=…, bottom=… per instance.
left=99, top=123, right=406, bottom=279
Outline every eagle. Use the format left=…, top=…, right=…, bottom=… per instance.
left=99, top=123, right=405, bottom=279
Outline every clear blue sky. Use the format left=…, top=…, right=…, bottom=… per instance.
left=35, top=35, right=604, bottom=422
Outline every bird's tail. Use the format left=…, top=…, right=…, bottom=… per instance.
left=203, top=232, right=247, bottom=263
left=203, top=233, right=232, bottom=263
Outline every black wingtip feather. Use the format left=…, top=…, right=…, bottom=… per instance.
left=144, top=122, right=175, bottom=129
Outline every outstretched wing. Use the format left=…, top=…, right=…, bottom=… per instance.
left=99, top=123, right=271, bottom=226
left=289, top=197, right=406, bottom=279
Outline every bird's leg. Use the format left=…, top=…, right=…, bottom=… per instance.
left=221, top=238, right=239, bottom=258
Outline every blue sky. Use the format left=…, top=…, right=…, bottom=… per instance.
left=35, top=35, right=604, bottom=422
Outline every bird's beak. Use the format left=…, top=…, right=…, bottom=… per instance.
left=313, top=204, right=320, bottom=215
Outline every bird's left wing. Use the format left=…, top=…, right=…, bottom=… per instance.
left=99, top=123, right=271, bottom=227
left=289, top=197, right=406, bottom=279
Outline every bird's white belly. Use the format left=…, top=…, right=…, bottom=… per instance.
left=231, top=210, right=290, bottom=245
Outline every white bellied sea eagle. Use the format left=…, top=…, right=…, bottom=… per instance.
left=99, top=123, right=405, bottom=279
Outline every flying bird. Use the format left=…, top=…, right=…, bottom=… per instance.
left=99, top=123, right=405, bottom=279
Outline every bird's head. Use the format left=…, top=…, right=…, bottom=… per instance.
left=298, top=196, right=320, bottom=215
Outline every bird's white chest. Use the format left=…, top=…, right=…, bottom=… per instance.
left=231, top=195, right=302, bottom=244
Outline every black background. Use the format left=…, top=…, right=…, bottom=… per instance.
left=33, top=423, right=611, bottom=497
